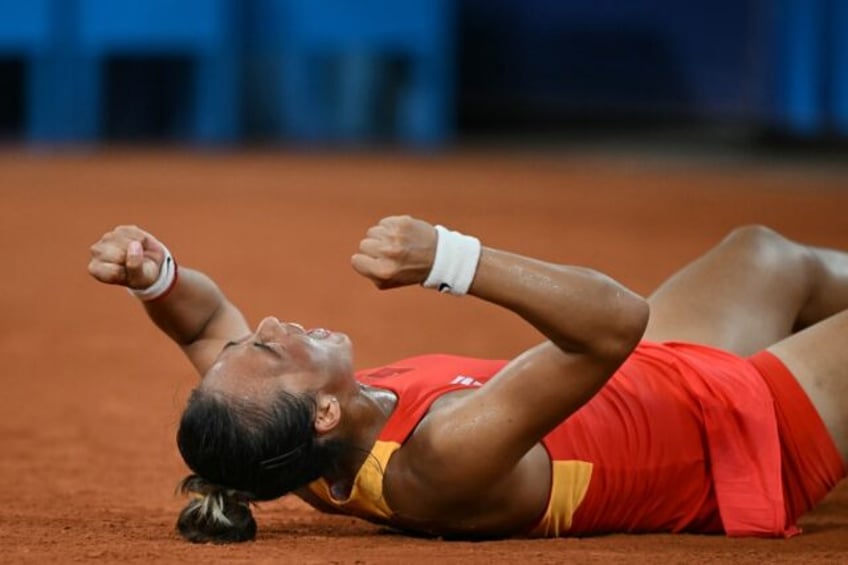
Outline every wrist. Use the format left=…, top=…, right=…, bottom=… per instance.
left=422, top=225, right=482, bottom=295
left=128, top=245, right=179, bottom=302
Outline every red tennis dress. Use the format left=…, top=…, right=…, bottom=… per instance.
left=305, top=341, right=845, bottom=537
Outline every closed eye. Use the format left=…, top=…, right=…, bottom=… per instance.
left=221, top=335, right=251, bottom=352
left=220, top=337, right=284, bottom=360
left=251, top=341, right=283, bottom=358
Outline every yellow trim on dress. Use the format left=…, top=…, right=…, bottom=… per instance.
left=307, top=439, right=593, bottom=537
left=306, top=440, right=402, bottom=524
left=528, top=460, right=593, bottom=537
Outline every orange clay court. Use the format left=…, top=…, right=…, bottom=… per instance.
left=0, top=149, right=846, bottom=564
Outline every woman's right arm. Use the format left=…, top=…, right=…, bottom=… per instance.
left=88, top=225, right=250, bottom=376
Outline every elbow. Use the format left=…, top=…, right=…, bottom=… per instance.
left=624, top=295, right=650, bottom=351
left=597, top=290, right=649, bottom=363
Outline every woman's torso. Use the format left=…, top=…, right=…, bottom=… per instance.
left=304, top=343, right=741, bottom=537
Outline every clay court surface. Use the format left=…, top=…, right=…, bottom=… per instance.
left=1, top=148, right=847, bottom=563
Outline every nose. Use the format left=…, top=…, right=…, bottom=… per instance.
left=256, top=316, right=284, bottom=340
left=256, top=317, right=305, bottom=340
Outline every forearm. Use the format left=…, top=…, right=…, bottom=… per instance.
left=142, top=267, right=230, bottom=346
left=469, top=248, right=649, bottom=357
left=351, top=216, right=649, bottom=359
left=90, top=225, right=250, bottom=375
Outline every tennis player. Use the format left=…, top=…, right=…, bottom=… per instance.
left=88, top=217, right=847, bottom=543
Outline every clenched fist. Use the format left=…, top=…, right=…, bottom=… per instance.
left=88, top=225, right=167, bottom=289
left=352, top=215, right=437, bottom=290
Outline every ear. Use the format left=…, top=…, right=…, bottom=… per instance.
left=313, top=394, right=341, bottom=435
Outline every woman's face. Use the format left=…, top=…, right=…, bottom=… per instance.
left=201, top=316, right=354, bottom=402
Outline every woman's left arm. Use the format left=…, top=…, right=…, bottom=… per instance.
left=352, top=216, right=649, bottom=508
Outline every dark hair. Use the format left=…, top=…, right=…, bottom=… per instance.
left=175, top=388, right=344, bottom=543
left=176, top=475, right=256, bottom=543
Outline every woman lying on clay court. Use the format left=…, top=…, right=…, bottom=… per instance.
left=88, top=216, right=847, bottom=543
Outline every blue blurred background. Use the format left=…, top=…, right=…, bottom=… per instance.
left=1, top=0, right=846, bottom=148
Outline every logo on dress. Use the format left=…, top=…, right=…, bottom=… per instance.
left=450, top=375, right=483, bottom=387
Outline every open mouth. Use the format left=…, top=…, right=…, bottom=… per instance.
left=307, top=328, right=331, bottom=340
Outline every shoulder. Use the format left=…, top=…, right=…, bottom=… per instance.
left=381, top=430, right=551, bottom=537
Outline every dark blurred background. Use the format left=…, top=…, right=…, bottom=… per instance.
left=1, top=0, right=846, bottom=150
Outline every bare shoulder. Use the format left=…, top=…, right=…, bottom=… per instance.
left=380, top=390, right=552, bottom=537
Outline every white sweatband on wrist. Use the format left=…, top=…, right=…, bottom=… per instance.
left=128, top=245, right=178, bottom=302
left=422, top=225, right=482, bottom=295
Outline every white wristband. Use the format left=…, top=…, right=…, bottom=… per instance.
left=422, top=225, right=482, bottom=295
left=129, top=245, right=178, bottom=302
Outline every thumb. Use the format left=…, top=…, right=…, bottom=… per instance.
left=126, top=240, right=158, bottom=288
left=126, top=240, right=144, bottom=272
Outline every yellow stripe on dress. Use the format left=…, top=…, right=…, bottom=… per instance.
left=306, top=440, right=402, bottom=524
left=529, top=460, right=593, bottom=537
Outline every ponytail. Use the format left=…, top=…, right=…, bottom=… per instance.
left=176, top=475, right=256, bottom=543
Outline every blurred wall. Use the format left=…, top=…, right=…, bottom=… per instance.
left=1, top=0, right=845, bottom=144
left=459, top=0, right=759, bottom=126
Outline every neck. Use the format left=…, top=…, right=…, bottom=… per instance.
left=321, top=383, right=397, bottom=490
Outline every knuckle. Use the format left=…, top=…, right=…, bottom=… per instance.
left=373, top=263, right=397, bottom=280
left=115, top=225, right=140, bottom=238
left=382, top=243, right=404, bottom=260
